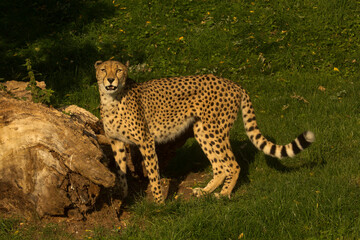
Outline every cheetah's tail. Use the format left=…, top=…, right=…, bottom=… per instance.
left=240, top=88, right=315, bottom=159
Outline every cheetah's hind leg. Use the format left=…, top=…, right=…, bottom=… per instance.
left=192, top=122, right=227, bottom=197
left=217, top=140, right=240, bottom=198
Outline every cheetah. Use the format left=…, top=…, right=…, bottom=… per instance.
left=95, top=60, right=315, bottom=203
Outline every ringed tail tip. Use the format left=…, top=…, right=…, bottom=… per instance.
left=304, top=131, right=315, bottom=143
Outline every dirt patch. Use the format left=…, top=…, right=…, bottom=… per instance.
left=24, top=170, right=208, bottom=238
left=40, top=190, right=125, bottom=237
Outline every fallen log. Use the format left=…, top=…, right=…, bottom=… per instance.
left=0, top=95, right=115, bottom=218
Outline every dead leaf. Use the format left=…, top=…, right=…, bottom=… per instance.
left=318, top=86, right=326, bottom=92
left=291, top=93, right=309, bottom=104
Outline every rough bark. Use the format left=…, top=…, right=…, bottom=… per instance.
left=0, top=96, right=115, bottom=218
left=1, top=80, right=46, bottom=101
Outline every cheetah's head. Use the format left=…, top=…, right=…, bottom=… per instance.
left=94, top=60, right=128, bottom=95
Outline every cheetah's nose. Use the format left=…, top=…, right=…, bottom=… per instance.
left=107, top=78, right=115, bottom=84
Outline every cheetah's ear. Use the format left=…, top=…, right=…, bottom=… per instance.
left=94, top=60, right=103, bottom=69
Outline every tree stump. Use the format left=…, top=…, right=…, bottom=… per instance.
left=0, top=95, right=115, bottom=218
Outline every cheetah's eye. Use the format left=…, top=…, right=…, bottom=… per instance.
left=101, top=69, right=106, bottom=72
left=117, top=69, right=123, bottom=73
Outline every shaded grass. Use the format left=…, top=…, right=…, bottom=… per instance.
left=0, top=218, right=72, bottom=240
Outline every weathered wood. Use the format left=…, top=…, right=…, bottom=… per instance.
left=0, top=96, right=115, bottom=217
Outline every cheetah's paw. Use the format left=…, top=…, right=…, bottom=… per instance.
left=214, top=193, right=220, bottom=199
left=214, top=192, right=231, bottom=199
left=192, top=188, right=206, bottom=198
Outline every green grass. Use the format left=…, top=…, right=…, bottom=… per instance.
left=1, top=0, right=360, bottom=239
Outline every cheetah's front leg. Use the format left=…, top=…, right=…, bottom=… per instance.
left=138, top=140, right=164, bottom=203
left=110, top=140, right=128, bottom=198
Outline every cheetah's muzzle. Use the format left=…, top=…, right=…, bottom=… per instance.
left=105, top=85, right=117, bottom=91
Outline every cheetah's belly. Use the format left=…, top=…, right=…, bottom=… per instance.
left=104, top=125, right=134, bottom=144
left=150, top=117, right=196, bottom=143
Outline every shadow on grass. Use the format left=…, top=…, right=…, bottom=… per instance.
left=109, top=130, right=323, bottom=207
left=0, top=0, right=124, bottom=98
left=162, top=134, right=322, bottom=199
left=265, top=156, right=322, bottom=172
left=112, top=128, right=323, bottom=207
left=264, top=134, right=324, bottom=172
left=120, top=132, right=259, bottom=204
left=0, top=0, right=114, bottom=45
left=162, top=137, right=258, bottom=200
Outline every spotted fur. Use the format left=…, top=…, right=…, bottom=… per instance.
left=95, top=60, right=315, bottom=203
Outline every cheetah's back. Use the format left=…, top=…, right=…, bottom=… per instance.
left=137, top=75, right=242, bottom=142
